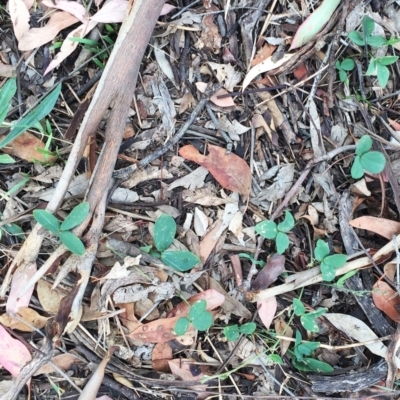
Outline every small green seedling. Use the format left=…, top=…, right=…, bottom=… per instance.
left=351, top=135, right=386, bottom=179
left=314, top=240, right=347, bottom=282
left=293, top=298, right=327, bottom=333
left=224, top=322, right=256, bottom=341
left=335, top=58, right=355, bottom=83
left=291, top=330, right=333, bottom=373
left=0, top=212, right=24, bottom=241
left=33, top=202, right=90, bottom=255
left=174, top=300, right=213, bottom=335
left=348, top=16, right=400, bottom=88
left=145, top=214, right=200, bottom=272
left=255, top=211, right=295, bottom=254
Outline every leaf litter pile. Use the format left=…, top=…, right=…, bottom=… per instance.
left=3, top=0, right=400, bottom=398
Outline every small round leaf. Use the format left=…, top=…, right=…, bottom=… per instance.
left=224, top=325, right=240, bottom=341
left=366, top=35, right=388, bottom=47
left=324, top=254, right=347, bottom=269
left=192, top=310, right=213, bottom=331
left=189, top=300, right=207, bottom=321
left=60, top=202, right=90, bottom=231
left=174, top=317, right=190, bottom=336
left=339, top=69, right=347, bottom=83
left=348, top=31, right=364, bottom=46
left=340, top=58, right=355, bottom=71
left=300, top=314, right=319, bottom=333
left=277, top=211, right=295, bottom=233
left=59, top=231, right=85, bottom=255
left=360, top=151, right=386, bottom=174
left=351, top=155, right=364, bottom=179
left=239, top=322, right=256, bottom=335
left=314, top=240, right=330, bottom=262
left=355, top=136, right=372, bottom=156
left=154, top=214, right=176, bottom=252
left=255, top=220, right=278, bottom=239
left=320, top=261, right=336, bottom=282
left=161, top=251, right=200, bottom=272
left=33, top=210, right=60, bottom=234
left=276, top=232, right=289, bottom=254
left=293, top=298, right=306, bottom=316
left=376, top=63, right=390, bottom=88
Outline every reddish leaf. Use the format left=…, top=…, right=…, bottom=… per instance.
left=372, top=281, right=400, bottom=322
left=0, top=324, right=31, bottom=377
left=179, top=144, right=251, bottom=196
left=252, top=254, right=285, bottom=291
left=257, top=296, right=277, bottom=329
left=152, top=342, right=173, bottom=372
left=350, top=216, right=400, bottom=241
left=389, top=118, right=400, bottom=131
left=195, top=82, right=235, bottom=108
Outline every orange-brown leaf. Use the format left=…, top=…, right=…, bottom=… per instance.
left=350, top=216, right=400, bottom=240
left=152, top=342, right=173, bottom=372
left=372, top=281, right=400, bottom=323
left=179, top=144, right=251, bottom=196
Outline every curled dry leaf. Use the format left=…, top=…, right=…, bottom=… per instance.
left=9, top=0, right=30, bottom=41
left=350, top=216, right=400, bottom=241
left=290, top=0, right=341, bottom=50
left=0, top=324, right=31, bottom=378
left=372, top=280, right=400, bottom=322
left=195, top=82, right=235, bottom=108
left=18, top=12, right=79, bottom=51
left=242, top=53, right=293, bottom=92
left=0, top=307, right=48, bottom=332
left=42, top=0, right=87, bottom=23
left=37, top=279, right=64, bottom=313
left=257, top=296, right=277, bottom=329
left=252, top=254, right=285, bottom=291
left=179, top=144, right=251, bottom=196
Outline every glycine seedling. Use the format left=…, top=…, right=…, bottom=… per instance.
left=255, top=211, right=295, bottom=254
left=293, top=298, right=327, bottom=333
left=335, top=58, right=355, bottom=83
left=174, top=300, right=213, bottom=335
left=33, top=202, right=90, bottom=255
left=291, top=330, right=333, bottom=373
left=146, top=214, right=200, bottom=272
left=314, top=240, right=347, bottom=282
left=223, top=322, right=256, bottom=341
left=351, top=135, right=386, bottom=179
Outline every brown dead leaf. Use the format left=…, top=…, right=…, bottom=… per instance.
left=37, top=280, right=64, bottom=313
left=18, top=12, right=79, bottom=51
left=179, top=144, right=251, bottom=196
left=274, top=316, right=293, bottom=356
left=117, top=303, right=141, bottom=332
left=198, top=12, right=221, bottom=54
left=251, top=44, right=276, bottom=67
left=9, top=0, right=30, bottom=41
left=199, top=219, right=224, bottom=262
left=168, top=358, right=208, bottom=381
left=252, top=254, right=285, bottom=291
left=152, top=342, right=173, bottom=372
left=293, top=62, right=308, bottom=81
left=2, top=132, right=57, bottom=163
left=257, top=296, right=277, bottom=329
left=34, top=353, right=84, bottom=376
left=350, top=216, right=400, bottom=240
left=372, top=280, right=400, bottom=322
left=195, top=82, right=235, bottom=108
left=0, top=307, right=48, bottom=332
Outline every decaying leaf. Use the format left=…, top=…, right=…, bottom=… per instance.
left=274, top=317, right=293, bottom=356
left=196, top=82, right=235, bottom=108
left=9, top=0, right=30, bottom=41
left=372, top=280, right=400, bottom=322
left=34, top=353, right=84, bottom=376
left=0, top=307, right=48, bottom=332
left=152, top=342, right=173, bottom=372
left=257, top=296, right=277, bottom=329
left=350, top=216, right=400, bottom=241
left=179, top=144, right=252, bottom=196
left=167, top=166, right=209, bottom=191
left=37, top=279, right=64, bottom=314
left=252, top=254, right=285, bottom=291
left=258, top=164, right=295, bottom=202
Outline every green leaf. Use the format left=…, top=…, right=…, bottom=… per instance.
left=365, top=58, right=377, bottom=76
left=314, top=240, right=330, bottom=262
left=348, top=31, right=364, bottom=46
left=174, top=317, right=190, bottom=336
left=356, top=136, right=373, bottom=156
left=255, top=220, right=278, bottom=239
left=335, top=60, right=341, bottom=69
left=362, top=15, right=375, bottom=38
left=33, top=210, right=60, bottom=234
left=192, top=310, right=213, bottom=331
left=366, top=35, right=388, bottom=47
left=0, top=78, right=16, bottom=126
left=292, top=357, right=333, bottom=373
left=276, top=231, right=289, bottom=254
left=238, top=253, right=266, bottom=267
left=340, top=58, right=355, bottom=71
left=59, top=231, right=86, bottom=255
left=376, top=63, right=390, bottom=88
left=308, top=308, right=327, bottom=319
left=339, top=69, right=347, bottom=83
left=351, top=155, right=364, bottom=179
left=377, top=56, right=399, bottom=66
left=224, top=325, right=240, bottom=341
left=153, top=214, right=176, bottom=252
left=320, top=261, right=336, bottom=282
left=268, top=354, right=283, bottom=364
left=387, top=37, right=400, bottom=46
left=140, top=245, right=152, bottom=253
left=298, top=341, right=320, bottom=356
left=60, top=202, right=90, bottom=231
left=3, top=223, right=24, bottom=240
left=161, top=251, right=200, bottom=272
left=0, top=84, right=62, bottom=150
left=277, top=211, right=295, bottom=233
left=360, top=151, right=386, bottom=174
left=239, top=322, right=256, bottom=335
left=324, top=254, right=347, bottom=269
left=189, top=300, right=207, bottom=321
left=293, top=298, right=306, bottom=316
left=0, top=154, right=16, bottom=164
left=300, top=314, right=320, bottom=333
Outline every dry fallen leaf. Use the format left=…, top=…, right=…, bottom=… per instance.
left=0, top=307, right=48, bottom=332
left=350, top=216, right=400, bottom=241
left=179, top=144, right=252, bottom=196
left=257, top=296, right=277, bottom=329
left=9, top=0, right=30, bottom=41
left=372, top=280, right=400, bottom=322
left=274, top=317, right=293, bottom=356
left=196, top=82, right=235, bottom=108
left=152, top=342, right=173, bottom=372
left=34, top=353, right=84, bottom=376
left=252, top=255, right=285, bottom=291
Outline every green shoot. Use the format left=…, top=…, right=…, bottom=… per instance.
left=293, top=298, right=327, bottom=333
left=224, top=322, right=256, bottom=341
left=314, top=240, right=347, bottom=282
left=174, top=300, right=214, bottom=335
